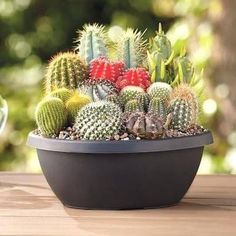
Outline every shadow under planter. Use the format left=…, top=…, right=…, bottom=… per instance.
left=27, top=132, right=213, bottom=210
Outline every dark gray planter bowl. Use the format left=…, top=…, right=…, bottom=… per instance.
left=27, top=131, right=213, bottom=210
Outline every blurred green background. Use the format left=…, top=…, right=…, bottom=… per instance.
left=0, top=0, right=236, bottom=173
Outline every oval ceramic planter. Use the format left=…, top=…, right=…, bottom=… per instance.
left=27, top=131, right=213, bottom=210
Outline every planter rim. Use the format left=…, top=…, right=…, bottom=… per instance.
left=27, top=131, right=213, bottom=154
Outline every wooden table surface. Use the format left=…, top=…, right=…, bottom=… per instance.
left=0, top=173, right=236, bottom=236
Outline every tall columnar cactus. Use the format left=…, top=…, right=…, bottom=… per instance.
left=35, top=97, right=67, bottom=137
left=136, top=92, right=150, bottom=112
left=45, top=52, right=87, bottom=93
left=147, top=82, right=172, bottom=102
left=148, top=98, right=167, bottom=121
left=75, top=24, right=108, bottom=65
left=117, top=28, right=147, bottom=68
left=48, top=88, right=73, bottom=103
left=124, top=99, right=144, bottom=113
left=66, top=93, right=92, bottom=123
left=74, top=101, right=122, bottom=140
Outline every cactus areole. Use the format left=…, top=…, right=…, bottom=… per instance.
left=27, top=22, right=213, bottom=210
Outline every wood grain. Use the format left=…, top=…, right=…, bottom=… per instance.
left=0, top=173, right=236, bottom=236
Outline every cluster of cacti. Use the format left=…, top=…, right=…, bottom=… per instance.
left=74, top=101, right=122, bottom=140
left=34, top=22, right=203, bottom=140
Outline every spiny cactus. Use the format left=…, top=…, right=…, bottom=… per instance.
left=66, top=93, right=92, bottom=123
left=74, top=101, right=122, bottom=140
left=147, top=82, right=172, bottom=102
left=105, top=94, right=122, bottom=108
left=45, top=52, right=87, bottom=93
left=136, top=92, right=150, bottom=112
left=116, top=28, right=147, bottom=68
left=48, top=88, right=73, bottom=103
left=148, top=98, right=167, bottom=121
left=122, top=112, right=164, bottom=139
left=116, top=67, right=151, bottom=90
left=75, top=24, right=108, bottom=65
left=120, top=85, right=145, bottom=105
left=78, top=79, right=118, bottom=102
left=124, top=99, right=144, bottom=113
left=35, top=97, right=67, bottom=137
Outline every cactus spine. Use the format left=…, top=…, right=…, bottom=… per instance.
left=105, top=94, right=122, bottom=108
left=120, top=86, right=145, bottom=106
left=124, top=99, right=144, bottom=113
left=48, top=88, right=73, bottom=103
left=75, top=24, right=108, bottom=65
left=136, top=92, right=150, bottom=112
left=45, top=52, right=87, bottom=93
left=147, top=82, right=172, bottom=102
left=148, top=98, right=167, bottom=121
left=35, top=97, right=67, bottom=137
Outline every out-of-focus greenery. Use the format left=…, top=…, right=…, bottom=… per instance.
left=0, top=0, right=235, bottom=173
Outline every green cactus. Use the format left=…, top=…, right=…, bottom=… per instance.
left=105, top=94, right=122, bottom=108
left=35, top=97, right=67, bottom=137
left=147, top=82, right=172, bottom=102
left=48, top=88, right=73, bottom=103
left=78, top=79, right=118, bottom=102
left=45, top=52, right=88, bottom=93
left=136, top=92, right=150, bottom=112
left=74, top=101, right=122, bottom=140
left=66, top=93, right=92, bottom=123
left=75, top=24, right=108, bottom=65
left=124, top=99, right=144, bottom=113
left=120, top=86, right=145, bottom=106
left=170, top=98, right=192, bottom=130
left=117, top=28, right=147, bottom=68
left=148, top=98, right=167, bottom=121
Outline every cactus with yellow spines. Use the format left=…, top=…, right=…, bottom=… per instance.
left=48, top=88, right=73, bottom=103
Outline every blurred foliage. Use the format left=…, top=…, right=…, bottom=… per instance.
left=0, top=0, right=235, bottom=173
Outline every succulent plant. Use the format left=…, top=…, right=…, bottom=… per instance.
left=119, top=85, right=145, bottom=105
left=147, top=82, right=172, bottom=102
left=116, top=28, right=147, bottom=68
left=136, top=92, right=150, bottom=112
left=89, top=57, right=124, bottom=83
left=66, top=93, right=92, bottom=123
left=124, top=99, right=144, bottom=113
left=35, top=97, right=67, bottom=137
left=74, top=101, right=122, bottom=140
left=116, top=68, right=151, bottom=90
left=75, top=24, right=108, bottom=65
left=105, top=94, right=122, bottom=108
left=148, top=98, right=167, bottom=121
left=48, top=88, right=73, bottom=103
left=45, top=52, right=87, bottom=93
left=122, top=112, right=164, bottom=139
left=78, top=79, right=118, bottom=102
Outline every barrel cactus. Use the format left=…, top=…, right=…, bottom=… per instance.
left=136, top=92, right=150, bottom=112
left=148, top=98, right=167, bottom=121
left=147, top=82, right=172, bottom=102
left=120, top=86, right=145, bottom=106
left=124, top=99, right=144, bottom=113
left=105, top=94, right=122, bottom=108
left=45, top=52, right=87, bottom=93
left=48, top=88, right=73, bottom=103
left=35, top=97, right=67, bottom=137
left=74, top=101, right=122, bottom=140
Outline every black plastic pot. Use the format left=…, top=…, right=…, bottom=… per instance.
left=27, top=131, right=213, bottom=210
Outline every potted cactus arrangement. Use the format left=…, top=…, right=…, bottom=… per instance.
left=28, top=23, right=213, bottom=210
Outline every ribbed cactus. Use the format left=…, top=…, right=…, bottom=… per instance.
left=170, top=98, right=192, bottom=130
left=136, top=92, right=150, bottom=112
left=120, top=86, right=145, bottom=106
left=148, top=98, right=167, bottom=121
left=35, top=97, right=67, bottom=137
left=66, top=93, right=92, bottom=123
left=124, top=99, right=144, bottom=113
left=74, top=101, right=122, bottom=140
left=116, top=28, right=147, bottom=68
left=105, top=94, right=122, bottom=108
left=45, top=52, right=87, bottom=93
left=75, top=24, right=108, bottom=65
left=147, top=82, right=172, bottom=102
left=78, top=79, right=118, bottom=102
left=48, top=88, right=73, bottom=103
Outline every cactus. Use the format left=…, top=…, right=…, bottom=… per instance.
left=147, top=82, right=172, bottom=102
left=74, top=101, right=122, bottom=140
left=66, top=93, right=92, bottom=123
left=122, top=112, right=164, bottom=139
left=136, top=92, right=150, bottom=112
left=105, top=94, right=122, bottom=108
left=120, top=86, right=145, bottom=105
left=116, top=68, right=151, bottom=90
left=90, top=57, right=124, bottom=83
left=78, top=79, right=118, bottom=102
left=35, top=97, right=67, bottom=137
left=48, top=88, right=73, bottom=103
left=124, top=99, right=144, bottom=113
left=45, top=52, right=88, bottom=93
left=148, top=98, right=167, bottom=121
left=75, top=24, right=108, bottom=65
left=116, top=28, right=147, bottom=68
